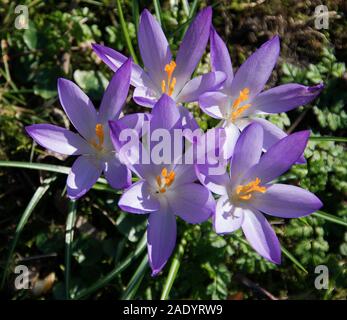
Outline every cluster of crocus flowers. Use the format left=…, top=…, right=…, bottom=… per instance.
left=26, top=6, right=323, bottom=275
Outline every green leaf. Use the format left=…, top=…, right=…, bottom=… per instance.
left=281, top=245, right=308, bottom=274
left=153, top=0, right=165, bottom=31
left=116, top=0, right=139, bottom=64
left=121, top=255, right=148, bottom=300
left=73, top=232, right=147, bottom=299
left=65, top=201, right=77, bottom=300
left=310, top=136, right=347, bottom=143
left=23, top=21, right=38, bottom=50
left=160, top=235, right=187, bottom=300
left=0, top=177, right=55, bottom=289
left=313, top=210, right=347, bottom=228
left=73, top=70, right=108, bottom=100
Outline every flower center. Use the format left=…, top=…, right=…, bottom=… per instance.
left=156, top=167, right=175, bottom=193
left=161, top=61, right=177, bottom=96
left=230, top=88, right=251, bottom=122
left=235, top=177, right=266, bottom=201
left=91, top=123, right=104, bottom=150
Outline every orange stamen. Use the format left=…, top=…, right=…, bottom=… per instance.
left=236, top=177, right=266, bottom=201
left=91, top=123, right=104, bottom=150
left=230, top=88, right=251, bottom=122
left=156, top=168, right=175, bottom=193
left=162, top=61, right=177, bottom=96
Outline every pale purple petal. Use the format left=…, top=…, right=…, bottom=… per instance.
left=252, top=183, right=322, bottom=218
left=67, top=156, right=103, bottom=199
left=172, top=164, right=197, bottom=186
left=138, top=9, right=172, bottom=88
left=199, top=91, right=229, bottom=119
left=175, top=71, right=226, bottom=103
left=231, top=36, right=280, bottom=101
left=58, top=78, right=97, bottom=140
left=245, top=130, right=310, bottom=184
left=133, top=86, right=159, bottom=108
left=196, top=164, right=230, bottom=195
left=242, top=208, right=281, bottom=264
left=213, top=195, right=244, bottom=234
left=118, top=180, right=160, bottom=214
left=97, top=58, right=132, bottom=123
left=104, top=156, right=131, bottom=189
left=210, top=27, right=233, bottom=91
left=230, top=122, right=263, bottom=185
left=148, top=208, right=177, bottom=276
left=26, top=124, right=93, bottom=155
left=92, top=43, right=153, bottom=88
left=223, top=123, right=240, bottom=159
left=167, top=183, right=214, bottom=224
left=248, top=118, right=306, bottom=164
left=177, top=105, right=200, bottom=131
left=174, top=7, right=212, bottom=92
left=251, top=83, right=324, bottom=114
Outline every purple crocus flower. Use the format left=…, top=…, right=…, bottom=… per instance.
left=196, top=122, right=322, bottom=263
left=26, top=59, right=133, bottom=199
left=109, top=94, right=215, bottom=275
left=92, top=7, right=225, bottom=109
left=199, top=28, right=324, bottom=160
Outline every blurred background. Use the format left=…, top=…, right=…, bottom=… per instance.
left=0, top=0, right=346, bottom=300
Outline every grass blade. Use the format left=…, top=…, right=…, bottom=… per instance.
left=74, top=232, right=147, bottom=299
left=281, top=246, right=308, bottom=274
left=179, top=0, right=198, bottom=40
left=121, top=254, right=148, bottom=300
left=132, top=0, right=140, bottom=35
left=116, top=0, right=139, bottom=64
left=153, top=0, right=165, bottom=31
left=313, top=210, right=347, bottom=228
left=160, top=235, right=187, bottom=300
left=309, top=136, right=347, bottom=143
left=0, top=177, right=55, bottom=289
left=65, top=200, right=77, bottom=300
left=0, top=161, right=107, bottom=184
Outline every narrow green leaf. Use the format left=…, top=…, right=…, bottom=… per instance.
left=160, top=235, right=187, bottom=300
left=73, top=232, right=147, bottom=299
left=313, top=210, right=347, bottom=228
left=121, top=255, right=148, bottom=300
left=0, top=177, right=55, bottom=289
left=281, top=246, right=308, bottom=274
left=65, top=200, right=77, bottom=300
left=116, top=0, right=139, bottom=64
left=132, top=0, right=140, bottom=35
left=309, top=136, right=347, bottom=143
left=179, top=0, right=198, bottom=40
left=0, top=161, right=107, bottom=184
left=153, top=0, right=165, bottom=31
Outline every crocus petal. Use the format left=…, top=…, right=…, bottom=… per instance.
left=67, top=156, right=103, bottom=199
left=246, top=118, right=306, bottom=164
left=199, top=91, right=230, bottom=119
left=230, top=122, right=263, bottom=185
left=118, top=180, right=160, bottom=214
left=104, top=156, right=131, bottom=189
left=138, top=9, right=172, bottom=89
left=177, top=105, right=200, bottom=131
left=195, top=163, right=230, bottom=195
left=151, top=94, right=181, bottom=132
left=168, top=183, right=214, bottom=224
left=148, top=209, right=177, bottom=276
left=242, top=208, right=281, bottom=264
left=58, top=78, right=97, bottom=140
left=25, top=124, right=93, bottom=155
left=210, top=27, right=233, bottom=91
left=175, top=71, right=226, bottom=103
left=133, top=86, right=158, bottom=108
left=174, top=7, right=212, bottom=92
left=214, top=195, right=244, bottom=234
left=251, top=83, right=324, bottom=114
left=172, top=164, right=198, bottom=186
left=231, top=36, right=280, bottom=100
left=252, top=183, right=322, bottom=218
left=92, top=43, right=153, bottom=88
left=97, top=58, right=132, bottom=123
left=223, top=123, right=240, bottom=159
left=245, top=130, right=310, bottom=184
